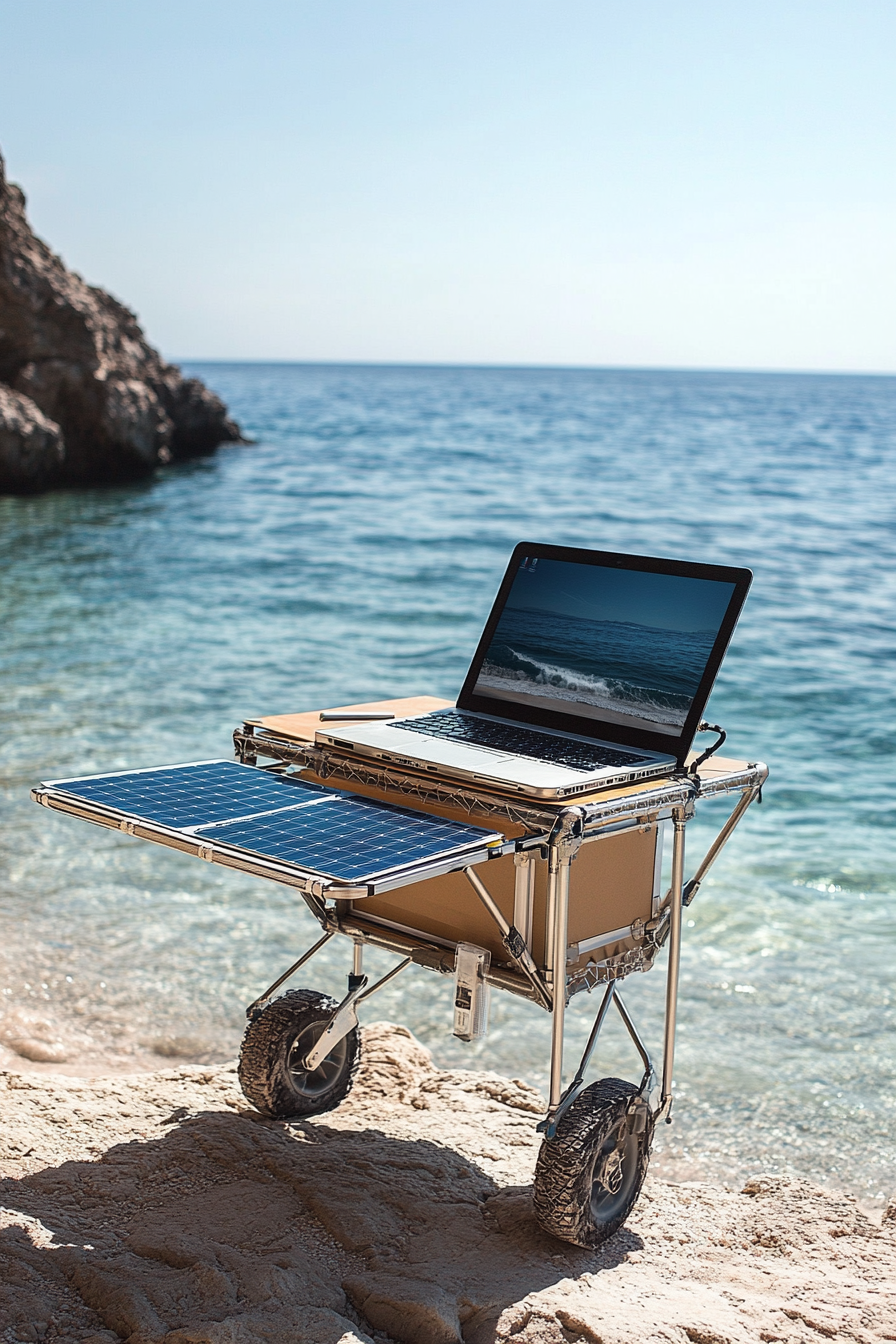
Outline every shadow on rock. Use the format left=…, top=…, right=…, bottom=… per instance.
left=0, top=1103, right=637, bottom=1344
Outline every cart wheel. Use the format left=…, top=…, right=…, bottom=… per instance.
left=532, top=1077, right=652, bottom=1248
left=238, top=988, right=360, bottom=1119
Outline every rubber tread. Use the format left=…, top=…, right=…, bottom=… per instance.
left=238, top=987, right=361, bottom=1118
left=532, top=1077, right=652, bottom=1248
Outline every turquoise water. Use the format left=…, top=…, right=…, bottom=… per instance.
left=2, top=364, right=894, bottom=1206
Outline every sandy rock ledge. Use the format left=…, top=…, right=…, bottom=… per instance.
left=1, top=1023, right=894, bottom=1344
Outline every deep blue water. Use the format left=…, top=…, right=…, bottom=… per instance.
left=1, top=364, right=894, bottom=1206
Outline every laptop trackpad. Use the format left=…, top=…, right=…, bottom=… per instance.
left=381, top=733, right=554, bottom=775
left=415, top=737, right=583, bottom=786
left=415, top=736, right=516, bottom=765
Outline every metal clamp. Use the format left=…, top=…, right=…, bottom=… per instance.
left=303, top=955, right=412, bottom=1070
left=547, top=807, right=586, bottom=861
left=303, top=974, right=370, bottom=1071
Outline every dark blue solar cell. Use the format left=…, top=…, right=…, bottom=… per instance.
left=206, top=793, right=496, bottom=883
left=47, top=760, right=328, bottom=830
left=44, top=759, right=501, bottom=884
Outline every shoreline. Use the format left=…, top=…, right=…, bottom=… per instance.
left=2, top=1018, right=891, bottom=1221
left=2, top=1023, right=894, bottom=1344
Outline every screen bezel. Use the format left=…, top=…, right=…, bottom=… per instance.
left=456, top=542, right=752, bottom=767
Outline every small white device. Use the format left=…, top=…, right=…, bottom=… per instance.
left=453, top=942, right=491, bottom=1041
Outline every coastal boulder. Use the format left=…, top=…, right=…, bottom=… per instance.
left=0, top=383, right=65, bottom=491
left=0, top=148, right=242, bottom=492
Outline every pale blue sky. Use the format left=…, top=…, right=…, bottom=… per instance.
left=1, top=1, right=893, bottom=370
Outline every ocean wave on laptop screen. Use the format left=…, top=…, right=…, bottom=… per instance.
left=475, top=605, right=715, bottom=727
left=477, top=661, right=689, bottom=728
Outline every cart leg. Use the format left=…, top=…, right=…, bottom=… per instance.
left=352, top=940, right=364, bottom=979
left=513, top=851, right=536, bottom=950
left=660, top=807, right=687, bottom=1119
left=548, top=852, right=572, bottom=1110
left=534, top=816, right=659, bottom=1247
left=245, top=930, right=335, bottom=1020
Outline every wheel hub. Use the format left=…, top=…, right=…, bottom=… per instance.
left=595, top=1134, right=625, bottom=1195
left=286, top=1023, right=348, bottom=1097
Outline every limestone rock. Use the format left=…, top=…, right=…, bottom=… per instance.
left=0, top=148, right=242, bottom=492
left=1, top=1026, right=894, bottom=1343
left=0, top=382, right=64, bottom=490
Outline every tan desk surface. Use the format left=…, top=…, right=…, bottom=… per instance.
left=248, top=696, right=452, bottom=742
left=245, top=697, right=754, bottom=808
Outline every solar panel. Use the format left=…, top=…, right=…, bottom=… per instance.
left=43, top=759, right=502, bottom=886
left=205, top=793, right=497, bottom=883
left=45, top=759, right=329, bottom=830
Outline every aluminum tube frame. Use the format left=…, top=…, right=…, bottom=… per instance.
left=613, top=988, right=653, bottom=1084
left=548, top=852, right=572, bottom=1110
left=246, top=930, right=335, bottom=1019
left=356, top=955, right=411, bottom=1005
left=661, top=808, right=687, bottom=1117
left=540, top=981, right=661, bottom=1136
left=682, top=783, right=760, bottom=906
left=463, top=866, right=552, bottom=1010
left=513, top=851, right=536, bottom=950
left=303, top=955, right=411, bottom=1070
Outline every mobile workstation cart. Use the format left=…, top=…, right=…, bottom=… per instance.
left=33, top=694, right=766, bottom=1249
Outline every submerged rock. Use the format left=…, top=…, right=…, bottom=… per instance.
left=0, top=148, right=242, bottom=492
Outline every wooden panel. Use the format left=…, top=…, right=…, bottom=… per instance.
left=361, top=854, right=517, bottom=963
left=527, top=826, right=658, bottom=966
left=568, top=827, right=658, bottom=945
left=360, top=825, right=658, bottom=970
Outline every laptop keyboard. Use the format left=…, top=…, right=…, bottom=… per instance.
left=397, top=710, right=648, bottom=773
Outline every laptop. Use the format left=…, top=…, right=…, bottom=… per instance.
left=317, top=543, right=752, bottom=800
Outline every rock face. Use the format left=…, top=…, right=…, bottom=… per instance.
left=0, top=149, right=241, bottom=492
left=0, top=382, right=65, bottom=491
left=1, top=1023, right=895, bottom=1344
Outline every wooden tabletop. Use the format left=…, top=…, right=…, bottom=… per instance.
left=247, top=695, right=452, bottom=743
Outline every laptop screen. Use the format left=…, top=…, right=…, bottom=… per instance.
left=469, top=554, right=738, bottom=739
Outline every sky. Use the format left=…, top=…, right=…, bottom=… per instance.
left=1, top=1, right=894, bottom=370
left=502, top=560, right=736, bottom=632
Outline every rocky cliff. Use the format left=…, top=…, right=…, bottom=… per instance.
left=0, top=150, right=241, bottom=492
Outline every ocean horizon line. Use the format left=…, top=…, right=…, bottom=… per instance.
left=175, top=358, right=896, bottom=379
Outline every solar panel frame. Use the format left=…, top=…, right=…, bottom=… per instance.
left=36, top=759, right=507, bottom=891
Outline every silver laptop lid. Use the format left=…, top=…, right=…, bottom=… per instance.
left=456, top=544, right=752, bottom=768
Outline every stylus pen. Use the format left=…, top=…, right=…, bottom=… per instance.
left=319, top=711, right=396, bottom=722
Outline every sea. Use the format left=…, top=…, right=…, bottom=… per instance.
left=2, top=364, right=894, bottom=1209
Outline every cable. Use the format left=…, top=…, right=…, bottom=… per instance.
left=689, top=722, right=727, bottom=776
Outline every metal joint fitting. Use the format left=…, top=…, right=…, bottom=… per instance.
left=548, top=807, right=585, bottom=864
